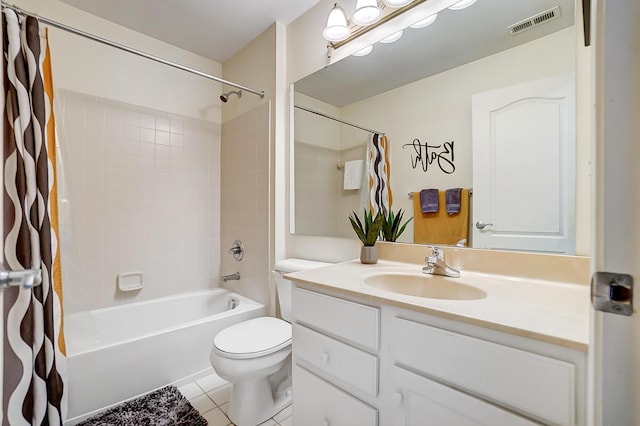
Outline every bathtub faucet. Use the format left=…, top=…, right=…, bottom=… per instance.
left=221, top=272, right=240, bottom=283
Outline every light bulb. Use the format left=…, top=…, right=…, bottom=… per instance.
left=323, top=3, right=351, bottom=42
left=410, top=13, right=437, bottom=28
left=380, top=30, right=403, bottom=44
left=448, top=0, right=477, bottom=10
left=383, top=0, right=413, bottom=7
left=352, top=45, right=374, bottom=56
left=353, top=0, right=382, bottom=26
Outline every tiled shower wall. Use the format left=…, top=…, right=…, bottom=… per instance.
left=294, top=142, right=365, bottom=239
left=57, top=90, right=221, bottom=313
left=219, top=103, right=271, bottom=307
left=294, top=142, right=341, bottom=237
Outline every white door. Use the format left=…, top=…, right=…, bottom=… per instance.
left=471, top=74, right=576, bottom=253
left=591, top=0, right=640, bottom=425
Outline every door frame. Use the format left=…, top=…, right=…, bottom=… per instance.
left=590, top=0, right=640, bottom=425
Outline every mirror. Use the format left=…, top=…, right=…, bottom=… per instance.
left=292, top=0, right=585, bottom=254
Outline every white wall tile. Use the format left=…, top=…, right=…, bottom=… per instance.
left=58, top=90, right=221, bottom=313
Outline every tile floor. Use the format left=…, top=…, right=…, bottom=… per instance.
left=178, top=371, right=292, bottom=426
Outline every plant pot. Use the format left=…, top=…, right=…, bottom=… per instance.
left=360, top=245, right=378, bottom=264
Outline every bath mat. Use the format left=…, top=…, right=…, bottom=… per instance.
left=78, top=385, right=207, bottom=426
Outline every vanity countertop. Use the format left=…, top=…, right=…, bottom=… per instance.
left=286, top=259, right=590, bottom=352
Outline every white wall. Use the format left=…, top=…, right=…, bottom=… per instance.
left=11, top=0, right=223, bottom=123
left=294, top=93, right=341, bottom=149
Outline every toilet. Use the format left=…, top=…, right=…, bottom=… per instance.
left=210, top=258, right=330, bottom=426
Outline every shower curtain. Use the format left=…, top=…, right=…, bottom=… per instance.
left=362, top=132, right=392, bottom=216
left=2, top=10, right=67, bottom=425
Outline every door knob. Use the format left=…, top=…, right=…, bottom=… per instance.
left=475, top=221, right=494, bottom=230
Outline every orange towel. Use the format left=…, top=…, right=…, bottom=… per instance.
left=413, top=189, right=470, bottom=245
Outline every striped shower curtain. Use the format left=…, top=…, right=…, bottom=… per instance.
left=367, top=133, right=393, bottom=216
left=2, top=9, right=67, bottom=425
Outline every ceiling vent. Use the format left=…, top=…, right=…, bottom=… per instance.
left=508, top=6, right=561, bottom=36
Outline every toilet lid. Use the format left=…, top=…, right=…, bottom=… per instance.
left=214, top=317, right=291, bottom=357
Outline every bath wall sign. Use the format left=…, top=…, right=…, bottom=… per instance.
left=402, top=139, right=455, bottom=174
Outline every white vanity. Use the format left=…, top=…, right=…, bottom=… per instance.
left=286, top=244, right=589, bottom=426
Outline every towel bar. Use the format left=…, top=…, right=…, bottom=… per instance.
left=408, top=189, right=473, bottom=198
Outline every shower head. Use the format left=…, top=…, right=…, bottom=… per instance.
left=220, top=90, right=243, bottom=103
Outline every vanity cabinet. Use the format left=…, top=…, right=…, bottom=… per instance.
left=291, top=285, right=586, bottom=426
left=292, top=287, right=380, bottom=425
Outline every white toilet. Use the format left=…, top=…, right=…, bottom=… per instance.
left=210, top=258, right=330, bottom=426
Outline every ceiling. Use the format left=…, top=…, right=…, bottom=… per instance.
left=57, top=0, right=322, bottom=63
left=295, top=0, right=576, bottom=107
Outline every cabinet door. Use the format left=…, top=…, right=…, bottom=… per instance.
left=293, top=364, right=378, bottom=426
left=390, top=366, right=538, bottom=426
left=391, top=317, right=575, bottom=425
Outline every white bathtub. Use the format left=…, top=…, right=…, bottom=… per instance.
left=65, top=288, right=265, bottom=421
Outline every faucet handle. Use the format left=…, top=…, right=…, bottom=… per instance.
left=426, top=245, right=444, bottom=260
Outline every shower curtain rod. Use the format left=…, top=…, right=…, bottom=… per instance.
left=0, top=2, right=265, bottom=99
left=294, top=104, right=384, bottom=135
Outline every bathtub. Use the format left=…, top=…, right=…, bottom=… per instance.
left=65, top=288, right=265, bottom=421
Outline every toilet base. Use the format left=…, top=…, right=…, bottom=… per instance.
left=227, top=377, right=292, bottom=426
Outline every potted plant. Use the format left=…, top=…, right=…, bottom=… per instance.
left=349, top=209, right=384, bottom=264
left=381, top=209, right=413, bottom=242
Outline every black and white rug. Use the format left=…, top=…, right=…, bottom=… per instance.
left=78, top=385, right=207, bottom=426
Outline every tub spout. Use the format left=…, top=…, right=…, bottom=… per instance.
left=221, top=272, right=240, bottom=283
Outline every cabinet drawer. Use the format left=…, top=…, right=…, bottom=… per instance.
left=293, top=323, right=378, bottom=397
left=392, top=317, right=575, bottom=426
left=391, top=366, right=537, bottom=426
left=293, top=287, right=380, bottom=351
left=293, top=364, right=378, bottom=426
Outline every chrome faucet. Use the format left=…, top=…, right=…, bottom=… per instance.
left=423, top=246, right=460, bottom=278
left=221, top=272, right=240, bottom=283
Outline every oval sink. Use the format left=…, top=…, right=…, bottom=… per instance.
left=363, top=273, right=487, bottom=300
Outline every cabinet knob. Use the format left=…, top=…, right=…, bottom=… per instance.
left=321, top=352, right=330, bottom=363
left=392, top=392, right=403, bottom=406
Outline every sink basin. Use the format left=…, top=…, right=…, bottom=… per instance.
left=363, top=272, right=487, bottom=300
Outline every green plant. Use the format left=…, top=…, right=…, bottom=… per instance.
left=381, top=209, right=413, bottom=242
left=349, top=210, right=384, bottom=246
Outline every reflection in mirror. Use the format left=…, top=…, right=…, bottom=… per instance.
left=292, top=0, right=588, bottom=255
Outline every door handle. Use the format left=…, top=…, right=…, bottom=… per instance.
left=475, top=221, right=494, bottom=230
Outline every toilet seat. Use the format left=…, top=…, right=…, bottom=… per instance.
left=214, top=317, right=291, bottom=360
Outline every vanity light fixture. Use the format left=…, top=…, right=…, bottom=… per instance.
left=323, top=0, right=466, bottom=49
left=353, top=0, right=383, bottom=25
left=379, top=30, right=403, bottom=43
left=383, top=0, right=413, bottom=7
left=409, top=12, right=437, bottom=28
left=448, top=0, right=477, bottom=10
left=352, top=45, right=374, bottom=56
left=323, top=3, right=351, bottom=42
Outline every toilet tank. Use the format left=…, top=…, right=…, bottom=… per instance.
left=273, top=259, right=332, bottom=322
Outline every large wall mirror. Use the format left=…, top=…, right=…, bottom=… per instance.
left=292, top=0, right=589, bottom=255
